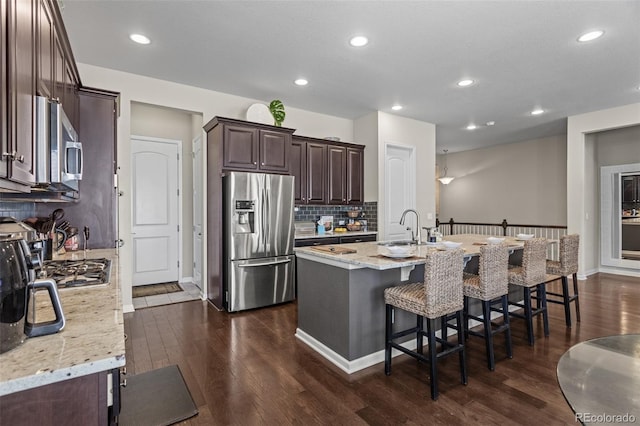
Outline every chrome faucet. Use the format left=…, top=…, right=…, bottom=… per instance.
left=400, top=209, right=422, bottom=245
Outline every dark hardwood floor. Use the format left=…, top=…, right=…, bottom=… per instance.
left=123, top=273, right=640, bottom=425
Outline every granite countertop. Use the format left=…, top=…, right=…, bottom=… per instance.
left=295, top=240, right=429, bottom=270
left=622, top=218, right=640, bottom=225
left=0, top=249, right=124, bottom=396
left=294, top=235, right=531, bottom=271
left=295, top=230, right=378, bottom=240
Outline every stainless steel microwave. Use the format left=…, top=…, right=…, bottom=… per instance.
left=34, top=96, right=83, bottom=191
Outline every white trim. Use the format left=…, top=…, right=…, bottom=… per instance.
left=130, top=135, right=183, bottom=286
left=295, top=328, right=418, bottom=374
left=295, top=305, right=520, bottom=374
left=598, top=266, right=640, bottom=278
left=601, top=163, right=640, bottom=270
left=123, top=303, right=134, bottom=313
left=179, top=276, right=193, bottom=284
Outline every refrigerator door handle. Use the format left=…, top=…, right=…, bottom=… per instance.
left=237, top=259, right=292, bottom=268
left=265, top=186, right=271, bottom=244
left=260, top=186, right=266, bottom=248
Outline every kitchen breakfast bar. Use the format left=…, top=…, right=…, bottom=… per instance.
left=294, top=235, right=531, bottom=374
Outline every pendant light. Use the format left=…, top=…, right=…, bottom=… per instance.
left=438, top=149, right=455, bottom=185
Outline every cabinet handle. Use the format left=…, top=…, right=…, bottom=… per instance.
left=253, top=162, right=257, bottom=165
left=261, top=162, right=265, bottom=165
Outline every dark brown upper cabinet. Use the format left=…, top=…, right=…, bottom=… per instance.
left=327, top=145, right=347, bottom=204
left=346, top=147, right=364, bottom=204
left=1, top=0, right=81, bottom=192
left=36, top=0, right=53, bottom=98
left=221, top=120, right=293, bottom=173
left=291, top=137, right=327, bottom=204
left=293, top=136, right=364, bottom=206
left=623, top=175, right=640, bottom=204
left=4, top=0, right=37, bottom=187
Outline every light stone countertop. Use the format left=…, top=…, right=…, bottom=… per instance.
left=622, top=218, right=640, bottom=225
left=295, top=230, right=378, bottom=240
left=294, top=234, right=530, bottom=271
left=0, top=249, right=124, bottom=396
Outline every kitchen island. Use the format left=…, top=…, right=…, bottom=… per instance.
left=295, top=236, right=529, bottom=374
left=0, top=249, right=124, bottom=425
left=295, top=241, right=433, bottom=374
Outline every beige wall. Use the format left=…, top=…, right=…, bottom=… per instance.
left=130, top=102, right=200, bottom=281
left=438, top=135, right=567, bottom=225
left=354, top=112, right=379, bottom=202
left=595, top=125, right=640, bottom=166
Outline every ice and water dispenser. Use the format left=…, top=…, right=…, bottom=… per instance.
left=233, top=200, right=255, bottom=234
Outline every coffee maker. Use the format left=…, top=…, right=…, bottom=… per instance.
left=0, top=234, right=65, bottom=354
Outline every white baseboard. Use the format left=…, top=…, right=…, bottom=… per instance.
left=123, top=304, right=134, bottom=313
left=294, top=304, right=520, bottom=375
left=295, top=328, right=419, bottom=374
left=597, top=267, right=640, bottom=278
left=179, top=276, right=193, bottom=284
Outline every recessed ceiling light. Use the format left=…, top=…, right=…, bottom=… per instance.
left=486, top=121, right=495, bottom=126
left=466, top=124, right=477, bottom=130
left=391, top=105, right=403, bottom=111
left=129, top=33, right=150, bottom=45
left=531, top=108, right=545, bottom=116
left=294, top=78, right=308, bottom=86
left=577, top=30, right=604, bottom=42
left=457, top=79, right=474, bottom=87
left=349, top=36, right=368, bottom=47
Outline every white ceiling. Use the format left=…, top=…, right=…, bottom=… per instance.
left=59, top=1, right=640, bottom=152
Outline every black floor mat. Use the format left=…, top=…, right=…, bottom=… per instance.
left=119, top=365, right=198, bottom=426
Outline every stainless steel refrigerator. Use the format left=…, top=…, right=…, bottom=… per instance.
left=223, top=172, right=296, bottom=312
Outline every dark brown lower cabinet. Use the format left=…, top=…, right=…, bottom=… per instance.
left=0, top=369, right=120, bottom=426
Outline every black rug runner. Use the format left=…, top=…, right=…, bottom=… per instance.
left=119, top=365, right=198, bottom=426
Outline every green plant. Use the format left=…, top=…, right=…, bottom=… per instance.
left=269, top=100, right=285, bottom=127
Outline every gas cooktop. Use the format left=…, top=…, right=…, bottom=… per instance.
left=40, top=258, right=111, bottom=289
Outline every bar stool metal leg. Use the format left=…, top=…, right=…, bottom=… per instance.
left=427, top=318, right=439, bottom=400
left=573, top=273, right=581, bottom=322
left=385, top=304, right=392, bottom=376
left=457, top=310, right=468, bottom=385
left=501, top=294, right=513, bottom=359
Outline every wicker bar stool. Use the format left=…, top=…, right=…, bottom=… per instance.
left=545, top=234, right=580, bottom=327
left=507, top=238, right=550, bottom=346
left=463, top=243, right=512, bottom=371
left=384, top=248, right=467, bottom=401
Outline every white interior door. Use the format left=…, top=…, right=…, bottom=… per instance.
left=131, top=137, right=180, bottom=286
left=192, top=134, right=203, bottom=291
left=384, top=144, right=416, bottom=241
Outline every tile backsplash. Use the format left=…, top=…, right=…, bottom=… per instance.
left=0, top=202, right=35, bottom=220
left=294, top=201, right=377, bottom=230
